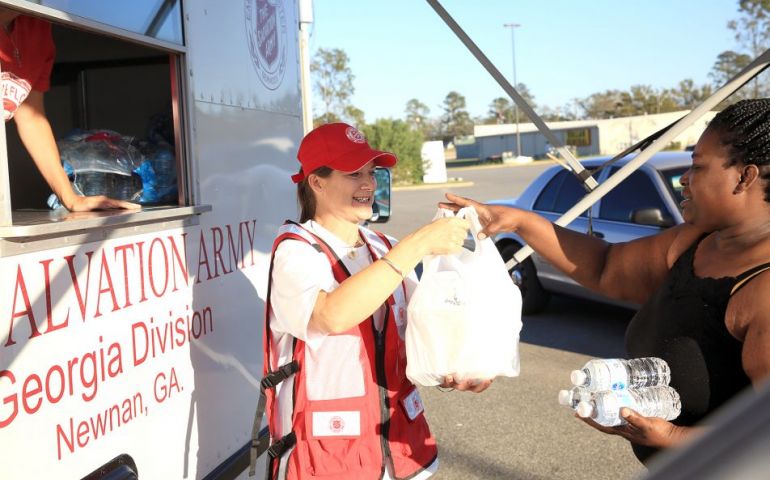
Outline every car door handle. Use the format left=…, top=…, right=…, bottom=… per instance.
left=590, top=230, right=605, bottom=239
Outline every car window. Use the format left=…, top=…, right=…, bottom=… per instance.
left=660, top=166, right=688, bottom=208
left=533, top=170, right=588, bottom=216
left=600, top=167, right=671, bottom=222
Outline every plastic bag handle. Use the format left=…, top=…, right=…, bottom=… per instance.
left=435, top=207, right=483, bottom=238
left=451, top=206, right=488, bottom=255
left=427, top=206, right=486, bottom=260
left=421, top=208, right=452, bottom=277
left=432, top=206, right=484, bottom=250
left=457, top=206, right=485, bottom=246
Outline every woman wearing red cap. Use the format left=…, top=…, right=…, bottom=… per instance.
left=259, top=123, right=486, bottom=480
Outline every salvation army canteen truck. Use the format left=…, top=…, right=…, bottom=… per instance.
left=0, top=0, right=323, bottom=478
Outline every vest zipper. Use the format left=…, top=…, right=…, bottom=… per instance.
left=373, top=322, right=395, bottom=478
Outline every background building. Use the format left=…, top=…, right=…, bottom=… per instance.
left=456, top=110, right=717, bottom=161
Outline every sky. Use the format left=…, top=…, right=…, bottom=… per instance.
left=307, top=0, right=741, bottom=123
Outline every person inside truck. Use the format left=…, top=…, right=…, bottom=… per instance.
left=261, top=122, right=490, bottom=479
left=441, top=98, right=770, bottom=464
left=0, top=9, right=138, bottom=211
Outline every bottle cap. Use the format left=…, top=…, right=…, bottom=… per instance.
left=570, top=369, right=588, bottom=386
left=576, top=401, right=594, bottom=418
left=557, top=390, right=572, bottom=406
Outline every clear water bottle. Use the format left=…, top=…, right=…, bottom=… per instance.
left=575, top=385, right=681, bottom=427
left=570, top=357, right=671, bottom=392
left=558, top=386, right=592, bottom=409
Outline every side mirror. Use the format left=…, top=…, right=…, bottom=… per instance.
left=631, top=208, right=675, bottom=227
left=371, top=167, right=391, bottom=223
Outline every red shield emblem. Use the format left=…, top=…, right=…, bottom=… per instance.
left=245, top=0, right=288, bottom=90
left=255, top=0, right=279, bottom=65
left=329, top=416, right=345, bottom=433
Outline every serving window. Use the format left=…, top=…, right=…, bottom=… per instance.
left=0, top=1, right=207, bottom=250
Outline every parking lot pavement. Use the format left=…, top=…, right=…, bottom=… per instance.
left=419, top=297, right=642, bottom=480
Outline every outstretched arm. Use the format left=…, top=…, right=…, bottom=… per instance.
left=310, top=217, right=470, bottom=334
left=441, top=192, right=700, bottom=304
left=14, top=91, right=140, bottom=212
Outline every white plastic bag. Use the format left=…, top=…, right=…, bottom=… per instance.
left=405, top=206, right=523, bottom=386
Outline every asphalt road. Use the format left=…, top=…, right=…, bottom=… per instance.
left=377, top=162, right=645, bottom=480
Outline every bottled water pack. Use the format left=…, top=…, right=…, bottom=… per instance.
left=558, top=386, right=592, bottom=409
left=558, top=357, right=680, bottom=426
left=575, top=385, right=681, bottom=427
left=570, top=357, right=671, bottom=392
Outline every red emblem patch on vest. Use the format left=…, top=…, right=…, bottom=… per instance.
left=329, top=415, right=345, bottom=433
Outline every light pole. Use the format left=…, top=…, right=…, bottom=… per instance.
left=503, top=23, right=521, bottom=158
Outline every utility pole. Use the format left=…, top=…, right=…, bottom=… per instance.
left=299, top=0, right=314, bottom=133
left=503, top=23, right=521, bottom=157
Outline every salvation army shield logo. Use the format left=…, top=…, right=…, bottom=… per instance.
left=244, top=0, right=287, bottom=90
left=345, top=126, right=366, bottom=144
left=329, top=416, right=345, bottom=433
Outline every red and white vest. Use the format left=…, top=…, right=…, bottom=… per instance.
left=263, top=222, right=437, bottom=479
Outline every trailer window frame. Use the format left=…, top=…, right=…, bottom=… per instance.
left=0, top=1, right=209, bottom=256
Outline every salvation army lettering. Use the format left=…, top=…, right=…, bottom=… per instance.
left=4, top=220, right=256, bottom=346
left=0, top=219, right=259, bottom=460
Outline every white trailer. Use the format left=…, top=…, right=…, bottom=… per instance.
left=0, top=0, right=323, bottom=478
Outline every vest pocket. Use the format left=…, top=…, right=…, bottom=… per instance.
left=389, top=387, right=435, bottom=460
left=305, top=334, right=366, bottom=400
left=298, top=408, right=378, bottom=476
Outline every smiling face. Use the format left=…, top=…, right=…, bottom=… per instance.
left=679, top=127, right=743, bottom=229
left=310, top=161, right=378, bottom=224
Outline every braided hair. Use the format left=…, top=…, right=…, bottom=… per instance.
left=707, top=98, right=770, bottom=202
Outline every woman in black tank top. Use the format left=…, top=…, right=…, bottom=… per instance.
left=625, top=233, right=769, bottom=462
left=442, top=99, right=770, bottom=464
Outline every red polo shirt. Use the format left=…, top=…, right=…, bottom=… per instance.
left=1, top=15, right=55, bottom=120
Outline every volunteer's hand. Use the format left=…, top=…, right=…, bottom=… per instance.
left=412, top=217, right=470, bottom=256
left=440, top=374, right=492, bottom=393
left=439, top=192, right=522, bottom=240
left=577, top=407, right=693, bottom=448
left=66, top=195, right=141, bottom=212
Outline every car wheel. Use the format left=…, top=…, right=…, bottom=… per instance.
left=499, top=242, right=549, bottom=314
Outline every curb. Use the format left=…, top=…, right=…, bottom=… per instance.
left=447, top=159, right=558, bottom=172
left=393, top=181, right=475, bottom=192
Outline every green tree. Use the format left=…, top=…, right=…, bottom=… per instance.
left=404, top=98, right=430, bottom=135
left=344, top=105, right=366, bottom=127
left=486, top=97, right=513, bottom=124
left=314, top=112, right=341, bottom=125
left=576, top=85, right=688, bottom=119
left=440, top=91, right=473, bottom=138
left=711, top=0, right=770, bottom=99
left=710, top=50, right=753, bottom=100
left=672, top=79, right=714, bottom=109
left=538, top=105, right=572, bottom=122
left=514, top=82, right=537, bottom=112
left=484, top=84, right=536, bottom=124
left=577, top=90, right=626, bottom=119
left=362, top=119, right=424, bottom=184
left=311, top=48, right=363, bottom=125
left=730, top=0, right=770, bottom=59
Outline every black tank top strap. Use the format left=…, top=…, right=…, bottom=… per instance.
left=730, top=262, right=770, bottom=296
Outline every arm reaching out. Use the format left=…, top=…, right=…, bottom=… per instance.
left=309, top=216, right=471, bottom=334
left=440, top=192, right=699, bottom=304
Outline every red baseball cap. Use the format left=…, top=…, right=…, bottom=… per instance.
left=291, top=123, right=397, bottom=183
